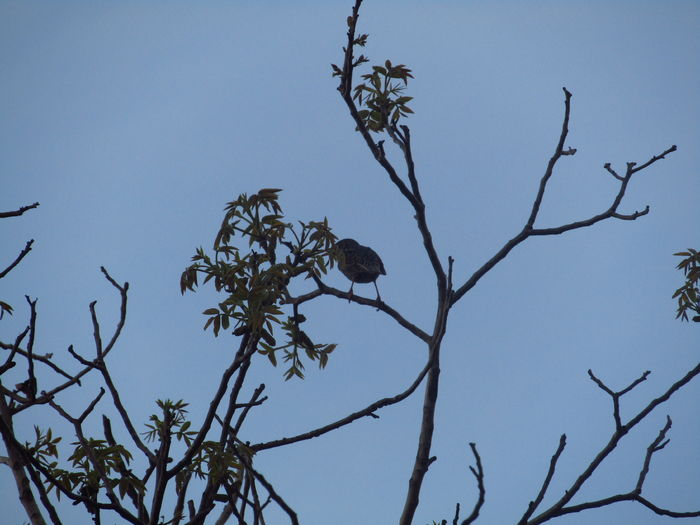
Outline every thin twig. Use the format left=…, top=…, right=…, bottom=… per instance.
left=519, top=435, right=566, bottom=524
left=461, top=442, right=485, bottom=525
left=0, top=239, right=34, bottom=279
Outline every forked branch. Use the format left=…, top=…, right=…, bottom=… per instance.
left=451, top=87, right=676, bottom=306
left=522, top=364, right=700, bottom=524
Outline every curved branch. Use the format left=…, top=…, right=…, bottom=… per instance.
left=251, top=354, right=433, bottom=452
left=461, top=442, right=486, bottom=525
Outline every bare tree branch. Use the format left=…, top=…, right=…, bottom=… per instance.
left=252, top=354, right=433, bottom=452
left=450, top=85, right=675, bottom=307
left=0, top=392, right=48, bottom=525
left=10, top=268, right=130, bottom=416
left=524, top=364, right=700, bottom=524
left=519, top=435, right=567, bottom=525
left=0, top=239, right=34, bottom=279
left=589, top=369, right=651, bottom=430
left=102, top=415, right=149, bottom=522
left=302, top=278, right=430, bottom=342
left=234, top=450, right=298, bottom=525
left=0, top=202, right=40, bottom=218
left=167, top=334, right=257, bottom=477
left=461, top=442, right=485, bottom=525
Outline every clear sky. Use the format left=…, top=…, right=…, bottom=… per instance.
left=1, top=1, right=699, bottom=524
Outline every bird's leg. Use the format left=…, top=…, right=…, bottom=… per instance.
left=347, top=282, right=355, bottom=302
left=373, top=281, right=382, bottom=303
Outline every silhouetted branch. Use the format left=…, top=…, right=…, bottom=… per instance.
left=635, top=416, right=672, bottom=492
left=233, top=383, right=266, bottom=435
left=0, top=202, right=39, bottom=218
left=523, top=364, right=700, bottom=524
left=0, top=239, right=34, bottom=279
left=299, top=277, right=430, bottom=342
left=102, top=416, right=149, bottom=521
left=461, top=442, right=485, bottom=525
left=9, top=268, right=130, bottom=416
left=0, top=389, right=47, bottom=525
left=234, top=450, right=298, bottom=525
left=450, top=86, right=676, bottom=306
left=252, top=354, right=433, bottom=452
left=167, top=335, right=256, bottom=477
left=0, top=340, right=72, bottom=382
left=603, top=162, right=623, bottom=181
left=588, top=368, right=651, bottom=430
left=48, top=391, right=141, bottom=523
left=86, top=297, right=154, bottom=461
left=525, top=87, right=574, bottom=230
left=519, top=435, right=567, bottom=524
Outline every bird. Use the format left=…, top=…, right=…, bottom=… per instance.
left=335, top=238, right=386, bottom=301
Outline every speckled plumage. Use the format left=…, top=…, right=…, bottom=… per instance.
left=336, top=238, right=386, bottom=300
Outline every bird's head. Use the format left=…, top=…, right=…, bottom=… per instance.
left=336, top=238, right=360, bottom=251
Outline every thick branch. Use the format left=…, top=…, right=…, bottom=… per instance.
left=399, top=309, right=448, bottom=524
left=0, top=393, right=47, bottom=525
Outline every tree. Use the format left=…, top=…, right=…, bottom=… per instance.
left=1, top=2, right=699, bottom=524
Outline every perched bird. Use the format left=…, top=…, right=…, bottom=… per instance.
left=335, top=238, right=386, bottom=301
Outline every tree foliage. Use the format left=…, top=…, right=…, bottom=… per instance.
left=673, top=249, right=700, bottom=322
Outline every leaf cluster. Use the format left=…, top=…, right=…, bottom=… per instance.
left=184, top=440, right=243, bottom=486
left=673, top=249, right=700, bottom=322
left=353, top=60, right=414, bottom=132
left=180, top=189, right=338, bottom=378
left=29, top=426, right=143, bottom=507
left=259, top=314, right=337, bottom=380
left=143, top=399, right=196, bottom=446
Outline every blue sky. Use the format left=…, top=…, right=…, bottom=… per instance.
left=1, top=1, right=699, bottom=524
